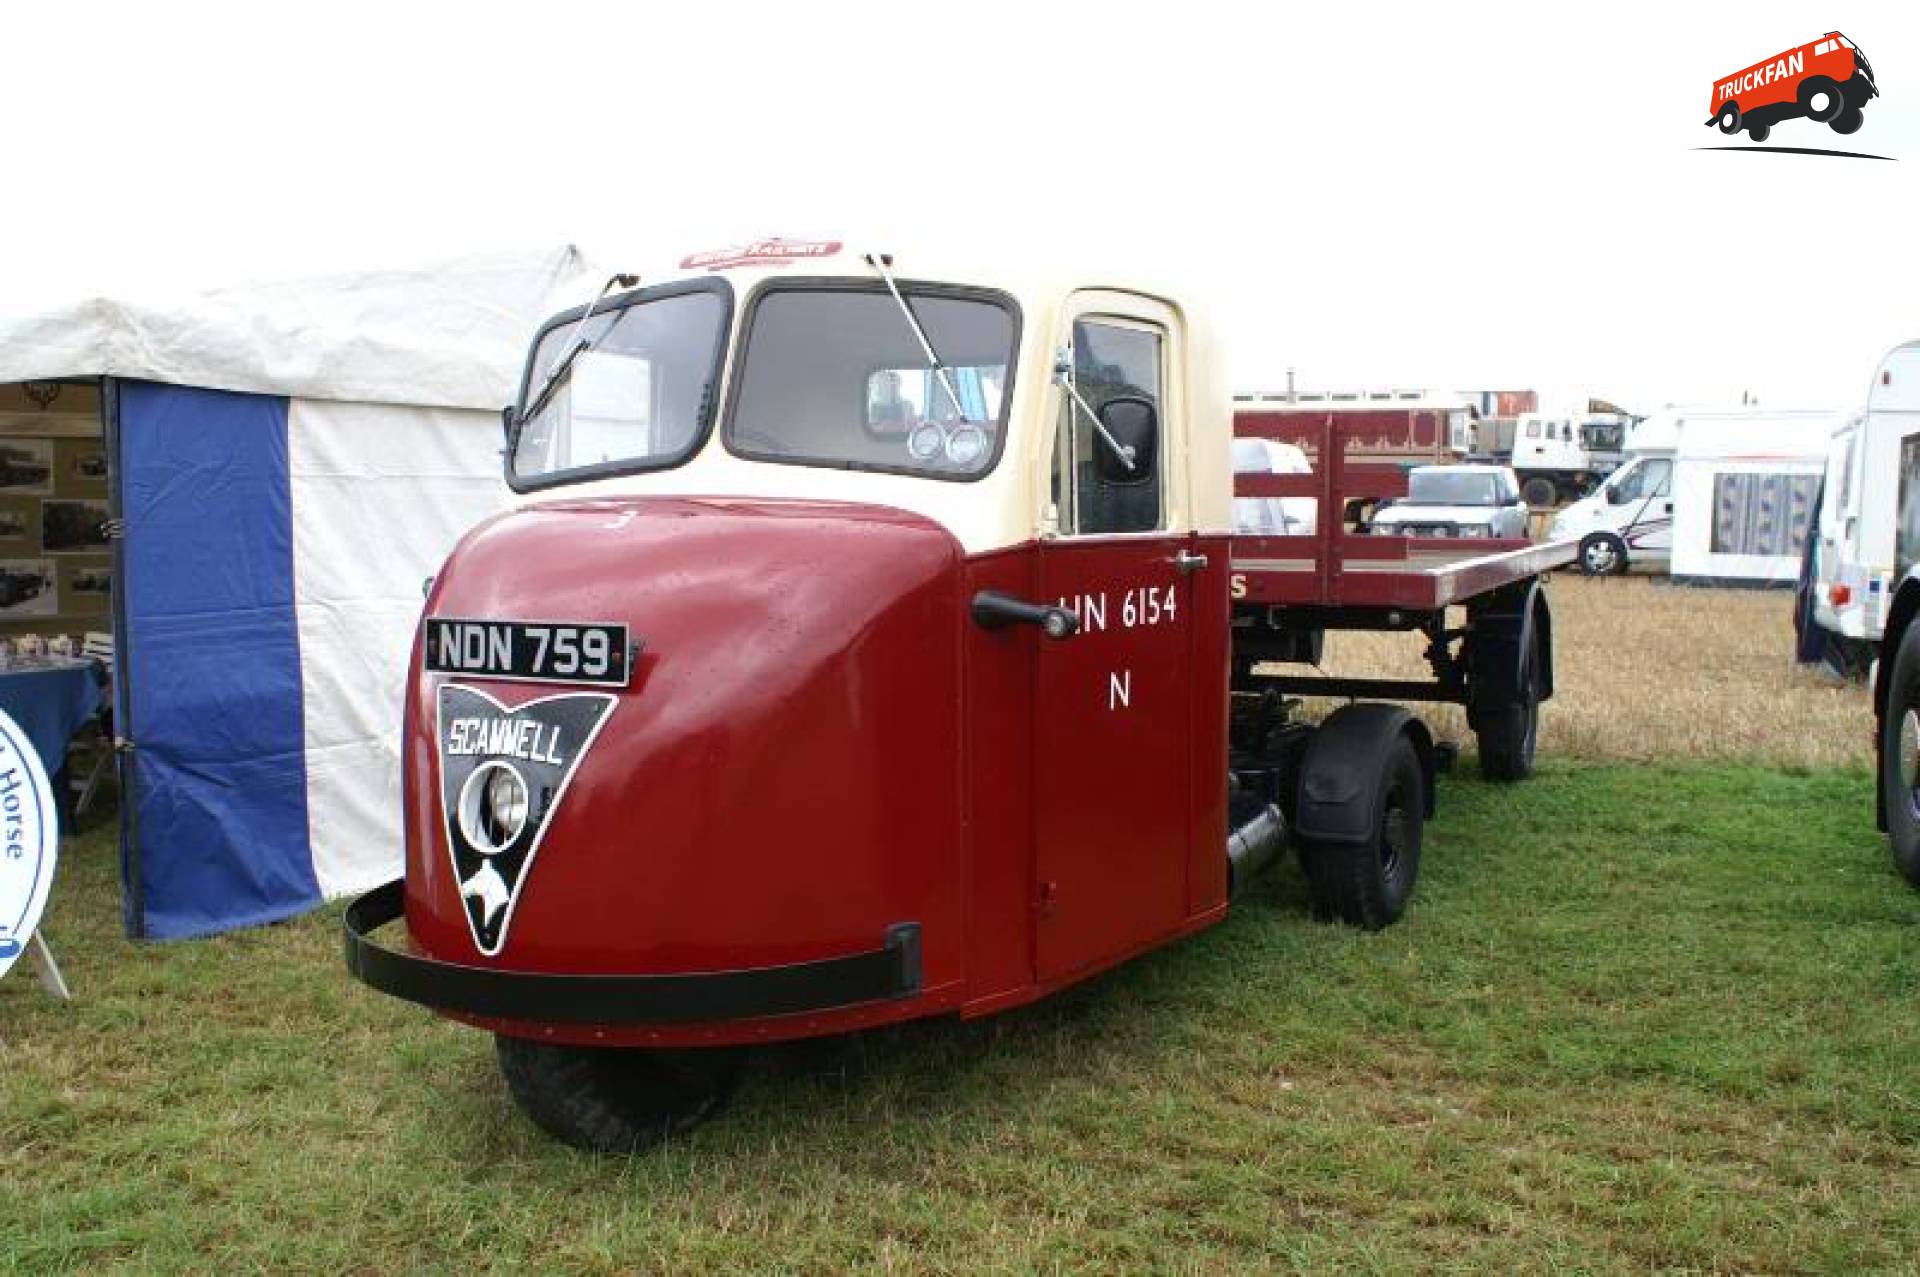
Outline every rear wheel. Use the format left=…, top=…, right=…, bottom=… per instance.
left=495, top=1036, right=743, bottom=1153
left=1748, top=121, right=1772, bottom=143
left=1578, top=532, right=1627, bottom=577
left=1473, top=618, right=1542, bottom=782
left=1799, top=76, right=1844, bottom=122
left=1831, top=107, right=1864, bottom=136
left=1521, top=477, right=1557, bottom=509
left=1298, top=735, right=1425, bottom=930
left=1881, top=623, right=1920, bottom=886
left=1716, top=103, right=1742, bottom=134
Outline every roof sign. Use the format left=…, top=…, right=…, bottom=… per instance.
left=679, top=238, right=843, bottom=272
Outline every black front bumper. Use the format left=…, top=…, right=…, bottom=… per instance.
left=343, top=879, right=922, bottom=1025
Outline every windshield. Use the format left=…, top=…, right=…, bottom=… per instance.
left=727, top=285, right=1018, bottom=479
left=1407, top=470, right=1499, bottom=506
left=509, top=284, right=729, bottom=486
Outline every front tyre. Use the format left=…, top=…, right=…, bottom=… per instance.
left=1831, top=107, right=1865, bottom=136
left=1298, top=735, right=1425, bottom=930
left=1578, top=532, right=1628, bottom=577
left=496, top=1036, right=744, bottom=1153
left=1881, top=622, right=1920, bottom=886
left=1521, top=477, right=1558, bottom=509
left=1799, top=76, right=1844, bottom=122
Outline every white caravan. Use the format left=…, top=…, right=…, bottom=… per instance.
left=1553, top=408, right=1834, bottom=584
left=1806, top=341, right=1920, bottom=665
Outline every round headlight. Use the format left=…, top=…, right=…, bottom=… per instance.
left=907, top=423, right=945, bottom=462
left=458, top=761, right=530, bottom=854
left=944, top=425, right=987, bottom=469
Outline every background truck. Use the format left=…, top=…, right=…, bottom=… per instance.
left=1862, top=343, right=1920, bottom=885
left=1707, top=32, right=1878, bottom=143
left=1511, top=410, right=1631, bottom=508
left=345, top=247, right=1572, bottom=1152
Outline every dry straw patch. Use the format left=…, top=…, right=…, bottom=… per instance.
left=1306, top=574, right=1872, bottom=770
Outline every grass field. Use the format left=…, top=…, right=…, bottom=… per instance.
left=3, top=572, right=1909, bottom=1273
left=4, top=764, right=1913, bottom=1273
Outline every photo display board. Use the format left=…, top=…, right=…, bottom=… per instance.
left=0, top=383, right=111, bottom=637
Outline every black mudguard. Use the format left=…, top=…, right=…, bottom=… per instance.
left=1294, top=703, right=1436, bottom=847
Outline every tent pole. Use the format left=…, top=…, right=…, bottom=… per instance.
left=102, top=376, right=143, bottom=939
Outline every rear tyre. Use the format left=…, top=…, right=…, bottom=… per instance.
left=496, top=1036, right=743, bottom=1153
left=1799, top=77, right=1844, bottom=122
left=1521, top=477, right=1557, bottom=509
left=1298, top=735, right=1425, bottom=930
left=1716, top=103, right=1741, bottom=134
left=1475, top=627, right=1542, bottom=782
left=1748, top=121, right=1772, bottom=143
left=1881, top=623, right=1920, bottom=887
left=1578, top=532, right=1627, bottom=577
left=1831, top=107, right=1864, bottom=136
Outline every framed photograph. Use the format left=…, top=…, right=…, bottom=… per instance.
left=72, top=451, right=108, bottom=482
left=0, top=440, right=54, bottom=495
left=67, top=565, right=112, bottom=599
left=42, top=498, right=112, bottom=554
left=0, top=509, right=27, bottom=541
left=0, top=559, right=56, bottom=616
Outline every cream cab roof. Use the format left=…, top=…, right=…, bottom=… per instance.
left=521, top=237, right=1233, bottom=555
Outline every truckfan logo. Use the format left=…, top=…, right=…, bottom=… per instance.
left=436, top=684, right=616, bottom=956
left=1703, top=31, right=1883, bottom=154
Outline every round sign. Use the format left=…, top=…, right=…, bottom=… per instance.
left=0, top=707, right=59, bottom=979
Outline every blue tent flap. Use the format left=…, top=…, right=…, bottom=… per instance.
left=116, top=381, right=316, bottom=938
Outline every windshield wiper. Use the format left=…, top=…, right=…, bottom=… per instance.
left=518, top=272, right=640, bottom=426
left=864, top=253, right=973, bottom=425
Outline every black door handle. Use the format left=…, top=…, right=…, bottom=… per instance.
left=971, top=591, right=1079, bottom=640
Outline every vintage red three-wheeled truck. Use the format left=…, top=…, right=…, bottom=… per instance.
left=345, top=241, right=1574, bottom=1150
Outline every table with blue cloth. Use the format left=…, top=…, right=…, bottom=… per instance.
left=0, top=658, right=105, bottom=809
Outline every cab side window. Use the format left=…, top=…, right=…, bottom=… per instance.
left=1057, top=319, right=1164, bottom=534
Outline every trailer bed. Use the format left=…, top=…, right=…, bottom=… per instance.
left=1232, top=413, right=1576, bottom=611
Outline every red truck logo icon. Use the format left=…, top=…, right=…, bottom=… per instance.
left=1708, top=32, right=1878, bottom=142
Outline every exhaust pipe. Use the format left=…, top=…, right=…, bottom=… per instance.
left=1227, top=802, right=1288, bottom=898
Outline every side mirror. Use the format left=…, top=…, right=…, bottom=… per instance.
left=1606, top=486, right=1628, bottom=506
left=500, top=404, right=518, bottom=449
left=1094, top=395, right=1157, bottom=485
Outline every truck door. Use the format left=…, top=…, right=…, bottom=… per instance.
left=1033, top=294, right=1196, bottom=980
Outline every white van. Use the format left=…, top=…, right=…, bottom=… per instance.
left=1231, top=436, right=1318, bottom=535
left=1548, top=412, right=1678, bottom=575
left=1804, top=341, right=1920, bottom=667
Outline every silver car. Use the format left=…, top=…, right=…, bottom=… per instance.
left=1370, top=465, right=1530, bottom=540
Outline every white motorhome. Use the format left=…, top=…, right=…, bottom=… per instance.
left=1552, top=408, right=1834, bottom=584
left=1806, top=341, right=1920, bottom=666
left=1548, top=412, right=1679, bottom=575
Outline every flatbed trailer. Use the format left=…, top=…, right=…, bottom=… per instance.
left=344, top=244, right=1577, bottom=1152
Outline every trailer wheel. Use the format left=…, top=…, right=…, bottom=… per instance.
left=1747, top=121, right=1771, bottom=143
left=1716, top=103, right=1741, bottom=134
left=1298, top=734, right=1425, bottom=930
left=1521, top=477, right=1557, bottom=509
left=495, top=1036, right=743, bottom=1153
left=1578, top=532, right=1627, bottom=577
left=1881, top=622, right=1920, bottom=887
left=1475, top=626, right=1541, bottom=782
left=1799, top=76, right=1844, bottom=122
left=1831, top=107, right=1864, bottom=136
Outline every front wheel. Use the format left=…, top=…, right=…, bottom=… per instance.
left=1881, top=623, right=1920, bottom=886
left=1521, top=477, right=1558, bottom=509
left=1748, top=121, right=1772, bottom=143
left=1297, top=735, right=1425, bottom=930
left=496, top=1036, right=744, bottom=1153
left=1831, top=107, right=1865, bottom=136
left=1799, top=76, right=1844, bottom=122
left=1579, top=532, right=1628, bottom=577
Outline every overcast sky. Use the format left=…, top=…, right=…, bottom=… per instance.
left=4, top=0, right=1917, bottom=414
